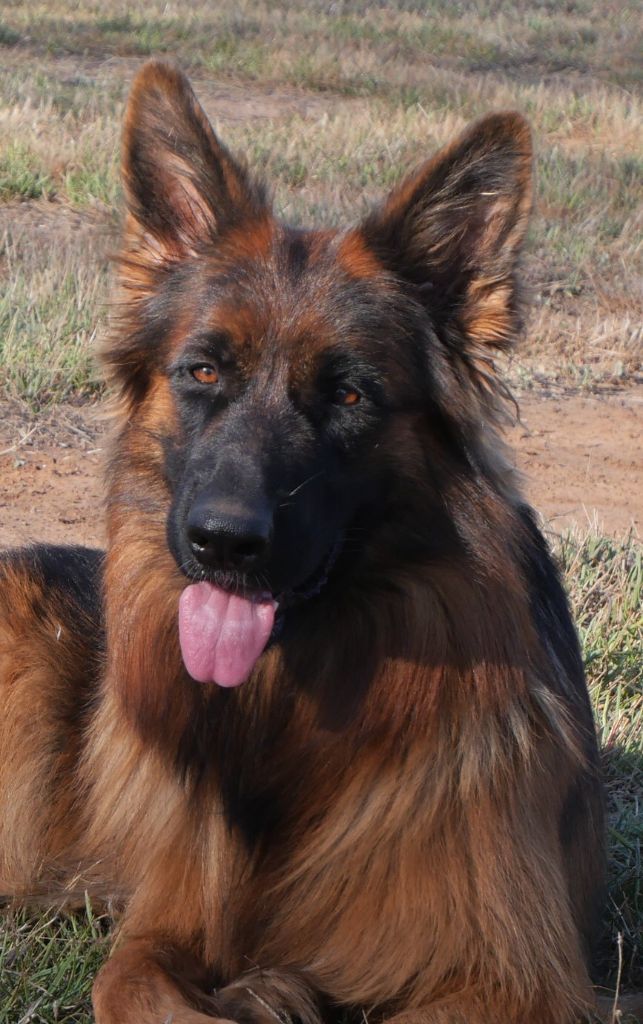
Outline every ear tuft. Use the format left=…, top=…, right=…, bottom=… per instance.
left=122, top=60, right=267, bottom=260
left=363, top=112, right=533, bottom=357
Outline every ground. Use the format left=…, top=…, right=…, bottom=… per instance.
left=0, top=2, right=641, bottom=1021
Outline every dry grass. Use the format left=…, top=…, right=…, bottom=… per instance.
left=0, top=222, right=108, bottom=404
left=558, top=532, right=642, bottom=993
left=1, top=0, right=641, bottom=89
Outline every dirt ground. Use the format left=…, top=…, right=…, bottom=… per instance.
left=0, top=388, right=640, bottom=552
left=508, top=387, right=642, bottom=536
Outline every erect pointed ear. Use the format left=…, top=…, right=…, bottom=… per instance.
left=121, top=60, right=267, bottom=260
left=363, top=113, right=533, bottom=355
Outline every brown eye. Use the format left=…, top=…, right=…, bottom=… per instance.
left=191, top=365, right=219, bottom=385
left=335, top=386, right=361, bottom=406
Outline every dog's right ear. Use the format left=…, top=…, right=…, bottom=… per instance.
left=121, top=61, right=266, bottom=262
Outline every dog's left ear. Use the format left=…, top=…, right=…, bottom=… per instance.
left=362, top=113, right=533, bottom=356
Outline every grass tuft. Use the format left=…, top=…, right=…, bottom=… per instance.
left=0, top=903, right=110, bottom=1023
left=0, top=144, right=54, bottom=202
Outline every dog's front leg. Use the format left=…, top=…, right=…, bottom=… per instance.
left=92, top=937, right=232, bottom=1024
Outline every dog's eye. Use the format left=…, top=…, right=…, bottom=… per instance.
left=334, top=386, right=361, bottom=407
left=191, top=365, right=219, bottom=385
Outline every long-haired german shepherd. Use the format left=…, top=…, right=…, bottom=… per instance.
left=0, top=62, right=609, bottom=1023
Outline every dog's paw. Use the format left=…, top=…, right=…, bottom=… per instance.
left=215, top=969, right=320, bottom=1024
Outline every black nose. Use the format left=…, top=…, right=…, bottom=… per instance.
left=186, top=498, right=272, bottom=572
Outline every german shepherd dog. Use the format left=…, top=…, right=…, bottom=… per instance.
left=0, top=62, right=608, bottom=1023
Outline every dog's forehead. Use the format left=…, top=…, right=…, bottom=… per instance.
left=178, top=222, right=388, bottom=359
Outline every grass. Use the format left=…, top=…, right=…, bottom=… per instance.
left=0, top=902, right=108, bottom=1024
left=0, top=91, right=640, bottom=397
left=0, top=529, right=640, bottom=1019
left=0, top=226, right=107, bottom=407
left=0, top=1, right=641, bottom=89
left=561, top=533, right=643, bottom=991
left=0, top=144, right=54, bottom=202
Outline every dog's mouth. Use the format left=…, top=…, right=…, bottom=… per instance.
left=178, top=538, right=342, bottom=688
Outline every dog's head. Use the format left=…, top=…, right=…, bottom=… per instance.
left=105, top=61, right=532, bottom=688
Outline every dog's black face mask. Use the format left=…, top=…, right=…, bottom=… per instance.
left=162, top=246, right=417, bottom=606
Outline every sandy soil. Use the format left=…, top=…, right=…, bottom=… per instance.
left=507, top=388, right=642, bottom=535
left=0, top=389, right=640, bottom=552
left=0, top=402, right=106, bottom=550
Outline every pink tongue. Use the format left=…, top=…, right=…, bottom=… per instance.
left=178, top=582, right=277, bottom=688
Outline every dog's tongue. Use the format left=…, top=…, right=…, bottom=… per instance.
left=178, top=582, right=276, bottom=687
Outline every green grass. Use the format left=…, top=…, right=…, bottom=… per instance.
left=0, top=144, right=54, bottom=202
left=563, top=533, right=642, bottom=990
left=0, top=902, right=108, bottom=1024
left=0, top=93, right=639, bottom=399
left=1, top=530, right=641, bottom=1018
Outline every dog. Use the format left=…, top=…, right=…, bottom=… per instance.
left=0, top=61, right=608, bottom=1023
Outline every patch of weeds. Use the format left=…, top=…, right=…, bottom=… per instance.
left=0, top=144, right=53, bottom=202
left=0, top=22, right=20, bottom=45
left=95, top=14, right=134, bottom=34
left=202, top=36, right=268, bottom=77
left=0, top=68, right=122, bottom=122
left=535, top=148, right=642, bottom=274
left=0, top=902, right=109, bottom=1024
left=62, top=165, right=120, bottom=208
